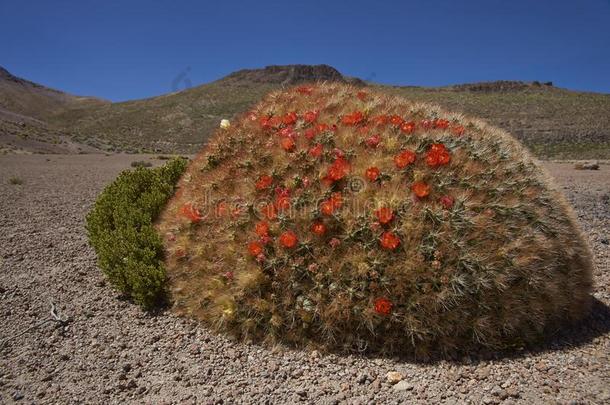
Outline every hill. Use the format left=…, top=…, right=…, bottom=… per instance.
left=0, top=64, right=608, bottom=159
left=0, top=66, right=108, bottom=153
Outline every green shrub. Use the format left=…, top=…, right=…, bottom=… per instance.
left=86, top=158, right=187, bottom=308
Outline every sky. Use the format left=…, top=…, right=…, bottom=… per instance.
left=2, top=0, right=609, bottom=102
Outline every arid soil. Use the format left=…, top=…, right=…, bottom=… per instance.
left=1, top=154, right=608, bottom=404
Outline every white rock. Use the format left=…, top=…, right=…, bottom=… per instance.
left=386, top=371, right=404, bottom=384
left=393, top=380, right=414, bottom=391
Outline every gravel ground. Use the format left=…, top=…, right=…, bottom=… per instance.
left=1, top=154, right=608, bottom=405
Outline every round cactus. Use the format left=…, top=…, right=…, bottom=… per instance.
left=156, top=83, right=593, bottom=355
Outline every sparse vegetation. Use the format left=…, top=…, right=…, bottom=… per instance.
left=131, top=160, right=153, bottom=168
left=86, top=158, right=187, bottom=308
left=8, top=176, right=23, bottom=185
left=157, top=83, right=593, bottom=355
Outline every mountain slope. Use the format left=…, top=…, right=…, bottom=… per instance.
left=0, top=66, right=108, bottom=153
left=1, top=64, right=609, bottom=158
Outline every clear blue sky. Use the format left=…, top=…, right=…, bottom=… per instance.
left=2, top=0, right=609, bottom=101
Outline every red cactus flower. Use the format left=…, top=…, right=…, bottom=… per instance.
left=425, top=144, right=451, bottom=168
left=400, top=121, right=416, bottom=134
left=311, top=221, right=326, bottom=236
left=452, top=125, right=465, bottom=136
left=282, top=112, right=298, bottom=126
left=304, top=128, right=317, bottom=140
left=374, top=297, right=393, bottom=315
left=390, top=115, right=404, bottom=126
left=320, top=193, right=343, bottom=216
left=357, top=90, right=368, bottom=100
left=380, top=232, right=400, bottom=250
left=329, top=238, right=341, bottom=248
left=371, top=115, right=388, bottom=126
left=280, top=136, right=296, bottom=152
left=393, top=150, right=417, bottom=169
left=411, top=181, right=431, bottom=198
left=420, top=119, right=432, bottom=129
left=342, top=111, right=365, bottom=126
left=180, top=202, right=202, bottom=223
left=365, top=134, right=381, bottom=148
left=315, top=123, right=330, bottom=133
left=375, top=207, right=394, bottom=225
left=326, top=157, right=350, bottom=182
left=279, top=127, right=295, bottom=137
left=365, top=167, right=380, bottom=182
left=440, top=195, right=455, bottom=210
left=255, top=221, right=269, bottom=237
left=279, top=231, right=298, bottom=248
left=275, top=195, right=291, bottom=211
left=308, top=143, right=323, bottom=158
left=434, top=119, right=450, bottom=129
left=256, top=175, right=273, bottom=190
left=248, top=241, right=264, bottom=256
left=303, top=110, right=319, bottom=123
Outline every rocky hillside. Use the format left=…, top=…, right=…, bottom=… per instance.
left=0, top=65, right=608, bottom=158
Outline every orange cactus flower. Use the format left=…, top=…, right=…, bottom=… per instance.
left=375, top=207, right=394, bottom=225
left=400, top=121, right=416, bottom=134
left=308, top=143, right=323, bottom=158
left=365, top=167, right=380, bottom=182
left=342, top=111, right=365, bottom=126
left=315, top=123, right=330, bottom=133
left=365, top=134, right=381, bottom=148
left=279, top=231, right=298, bottom=248
left=371, top=115, right=388, bottom=126
left=326, top=157, right=350, bottom=182
left=248, top=241, right=264, bottom=256
left=275, top=195, right=291, bottom=211
left=452, top=125, right=465, bottom=136
left=380, top=232, right=400, bottom=250
left=390, top=115, right=404, bottom=126
left=280, top=136, right=296, bottom=152
left=311, top=221, right=327, bottom=236
left=374, top=297, right=393, bottom=315
left=304, top=128, right=317, bottom=140
left=393, top=150, right=417, bottom=169
left=256, top=175, right=273, bottom=190
left=411, top=181, right=431, bottom=198
left=425, top=143, right=451, bottom=168
left=320, top=193, right=343, bottom=216
left=303, top=110, right=319, bottom=123
left=282, top=111, right=298, bottom=126
left=255, top=221, right=270, bottom=237
left=180, top=202, right=202, bottom=223
left=434, top=119, right=450, bottom=129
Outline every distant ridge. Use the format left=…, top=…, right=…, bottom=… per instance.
left=0, top=64, right=608, bottom=158
left=219, top=64, right=365, bottom=86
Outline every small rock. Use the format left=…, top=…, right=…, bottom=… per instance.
left=393, top=380, right=414, bottom=391
left=386, top=371, right=404, bottom=384
left=12, top=391, right=24, bottom=401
